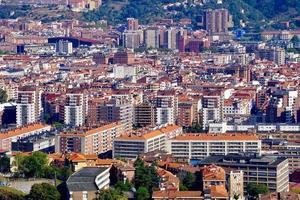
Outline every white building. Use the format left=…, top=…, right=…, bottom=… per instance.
left=145, top=28, right=159, bottom=49
left=210, top=123, right=300, bottom=133
left=156, top=107, right=174, bottom=125
left=229, top=171, right=244, bottom=200
left=57, top=40, right=73, bottom=55
left=208, top=122, right=227, bottom=133
left=201, top=95, right=223, bottom=129
left=16, top=88, right=42, bottom=127
left=223, top=99, right=251, bottom=116
left=64, top=93, right=88, bottom=127
left=113, top=65, right=137, bottom=79
left=155, top=92, right=178, bottom=125
left=0, top=123, right=51, bottom=152
left=113, top=124, right=182, bottom=159
left=166, top=133, right=261, bottom=161
left=285, top=90, right=298, bottom=123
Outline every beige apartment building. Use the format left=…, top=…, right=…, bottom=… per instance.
left=113, top=124, right=182, bottom=159
left=0, top=123, right=51, bottom=152
left=55, top=122, right=124, bottom=155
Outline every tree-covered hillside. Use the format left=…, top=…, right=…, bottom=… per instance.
left=83, top=0, right=300, bottom=30
left=244, top=0, right=300, bottom=19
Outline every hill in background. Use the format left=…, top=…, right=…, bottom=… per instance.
left=83, top=0, right=300, bottom=31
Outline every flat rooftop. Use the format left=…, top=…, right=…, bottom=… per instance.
left=199, top=154, right=287, bottom=167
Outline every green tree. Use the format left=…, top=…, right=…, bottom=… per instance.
left=183, top=172, right=196, bottom=189
left=136, top=186, right=150, bottom=200
left=27, top=183, right=60, bottom=200
left=15, top=153, right=27, bottom=175
left=16, top=151, right=48, bottom=178
left=96, top=188, right=128, bottom=200
left=114, top=180, right=132, bottom=192
left=43, top=114, right=51, bottom=124
left=0, top=89, right=8, bottom=103
left=185, top=123, right=203, bottom=133
left=41, top=165, right=56, bottom=179
left=179, top=182, right=188, bottom=191
left=177, top=171, right=196, bottom=190
left=0, top=155, right=10, bottom=173
left=53, top=122, right=63, bottom=130
left=0, top=50, right=9, bottom=55
left=56, top=166, right=72, bottom=182
left=0, top=186, right=25, bottom=200
left=246, top=183, right=269, bottom=199
left=233, top=194, right=240, bottom=200
left=291, top=35, right=300, bottom=44
left=133, top=157, right=159, bottom=193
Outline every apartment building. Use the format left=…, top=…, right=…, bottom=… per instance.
left=200, top=165, right=229, bottom=199
left=200, top=155, right=289, bottom=192
left=16, top=87, right=42, bottom=127
left=0, top=123, right=51, bottom=152
left=201, top=94, right=223, bottom=130
left=113, top=124, right=182, bottom=159
left=134, top=102, right=156, bottom=127
left=223, top=98, right=251, bottom=117
left=166, top=133, right=261, bottom=161
left=209, top=122, right=300, bottom=133
left=56, top=40, right=73, bottom=55
left=127, top=18, right=139, bottom=31
left=229, top=171, right=244, bottom=200
left=113, top=50, right=135, bottom=65
left=67, top=167, right=110, bottom=200
left=258, top=47, right=286, bottom=66
left=11, top=129, right=56, bottom=153
left=55, top=122, right=124, bottom=155
left=201, top=9, right=233, bottom=35
left=0, top=102, right=16, bottom=127
left=155, top=90, right=178, bottom=125
left=265, top=89, right=298, bottom=123
left=262, top=145, right=300, bottom=173
left=145, top=27, right=159, bottom=49
left=177, top=99, right=195, bottom=127
left=123, top=30, right=141, bottom=49
left=64, top=93, right=88, bottom=127
left=0, top=80, right=18, bottom=101
left=99, top=99, right=133, bottom=132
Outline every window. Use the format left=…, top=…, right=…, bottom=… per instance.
left=83, top=192, right=88, bottom=199
left=69, top=192, right=73, bottom=200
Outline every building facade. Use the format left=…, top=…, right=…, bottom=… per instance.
left=166, top=133, right=261, bottom=161
left=0, top=123, right=51, bottom=152
left=67, top=167, right=110, bottom=200
left=202, top=9, right=233, bottom=35
left=64, top=93, right=88, bottom=127
left=99, top=99, right=133, bottom=132
left=16, top=87, right=42, bottom=127
left=55, top=122, right=124, bottom=155
left=113, top=124, right=182, bottom=159
left=200, top=155, right=289, bottom=193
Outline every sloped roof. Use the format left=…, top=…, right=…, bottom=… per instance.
left=67, top=167, right=108, bottom=192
